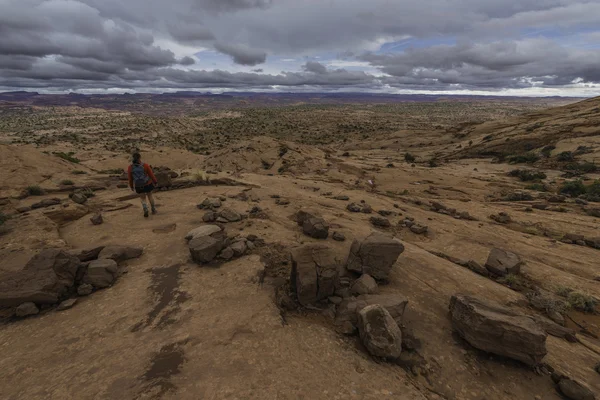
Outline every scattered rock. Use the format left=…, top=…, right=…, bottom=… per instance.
left=466, top=260, right=489, bottom=277
left=71, top=246, right=105, bottom=262
left=202, top=211, right=216, bottom=222
left=17, top=206, right=31, bottom=213
left=90, top=213, right=103, bottom=225
left=219, top=247, right=234, bottom=260
left=490, top=212, right=512, bottom=224
left=230, top=240, right=247, bottom=257
left=370, top=216, right=391, bottom=228
left=378, top=210, right=394, bottom=216
left=358, top=304, right=403, bottom=359
left=328, top=296, right=343, bottom=305
left=291, top=244, right=339, bottom=306
left=409, top=224, right=428, bottom=234
left=43, top=204, right=88, bottom=225
left=71, top=192, right=88, bottom=204
left=484, top=248, right=522, bottom=276
left=31, top=198, right=61, bottom=209
left=557, top=378, right=595, bottom=400
left=16, top=302, right=39, bottom=317
left=218, top=208, right=242, bottom=222
left=77, top=284, right=93, bottom=296
left=56, top=298, right=77, bottom=311
left=584, top=207, right=600, bottom=218
left=303, top=217, right=329, bottom=239
left=347, top=202, right=372, bottom=213
left=351, top=274, right=379, bottom=295
left=185, top=225, right=222, bottom=241
left=189, top=235, right=225, bottom=264
left=0, top=249, right=80, bottom=307
left=98, top=245, right=143, bottom=263
left=275, top=198, right=290, bottom=205
left=335, top=294, right=408, bottom=335
left=584, top=237, right=600, bottom=249
left=504, top=191, right=534, bottom=202
left=155, top=171, right=173, bottom=188
left=449, top=294, right=547, bottom=366
left=197, top=197, right=222, bottom=209
left=334, top=195, right=350, bottom=201
left=83, top=259, right=118, bottom=288
left=346, top=232, right=405, bottom=280
left=332, top=232, right=346, bottom=241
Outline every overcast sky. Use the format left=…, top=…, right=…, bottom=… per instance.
left=1, top=0, right=600, bottom=96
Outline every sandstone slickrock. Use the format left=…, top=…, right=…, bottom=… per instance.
left=185, top=225, right=222, bottom=241
left=43, top=204, right=88, bottom=225
left=346, top=232, right=405, bottom=280
left=98, top=245, right=143, bottom=263
left=291, top=244, right=339, bottom=306
left=484, top=248, right=522, bottom=276
left=189, top=235, right=224, bottom=264
left=16, top=302, right=39, bottom=317
left=449, top=294, right=547, bottom=366
left=0, top=249, right=81, bottom=307
left=83, top=259, right=118, bottom=288
left=358, top=304, right=403, bottom=359
left=351, top=274, right=379, bottom=295
left=335, top=294, right=409, bottom=335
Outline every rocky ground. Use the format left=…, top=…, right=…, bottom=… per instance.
left=0, top=97, right=599, bottom=400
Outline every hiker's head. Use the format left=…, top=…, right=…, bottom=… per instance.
left=132, top=152, right=141, bottom=164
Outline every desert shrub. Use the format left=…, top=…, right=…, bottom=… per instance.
left=556, top=151, right=574, bottom=162
left=525, top=183, right=548, bottom=192
left=497, top=274, right=523, bottom=287
left=569, top=162, right=598, bottom=174
left=567, top=291, right=597, bottom=313
left=541, top=145, right=555, bottom=158
left=0, top=212, right=8, bottom=226
left=60, top=180, right=74, bottom=185
left=53, top=151, right=80, bottom=163
left=586, top=180, right=600, bottom=197
left=555, top=286, right=573, bottom=298
left=574, top=145, right=593, bottom=155
left=559, top=180, right=587, bottom=197
left=508, top=169, right=546, bottom=182
left=482, top=134, right=493, bottom=142
left=71, top=170, right=87, bottom=175
left=99, top=168, right=124, bottom=174
left=428, top=159, right=439, bottom=168
left=404, top=153, right=416, bottom=163
left=508, top=153, right=539, bottom=164
left=26, top=185, right=44, bottom=196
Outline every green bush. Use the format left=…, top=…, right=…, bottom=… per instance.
left=26, top=185, right=44, bottom=196
left=559, top=180, right=587, bottom=197
left=556, top=151, right=574, bottom=162
left=53, top=151, right=80, bottom=163
left=564, top=161, right=598, bottom=174
left=541, top=145, right=555, bottom=158
left=428, top=159, right=439, bottom=168
left=567, top=291, right=597, bottom=313
left=586, top=180, right=600, bottom=197
left=525, top=183, right=548, bottom=192
left=508, top=153, right=539, bottom=164
left=404, top=153, right=416, bottom=163
left=508, top=169, right=546, bottom=182
left=60, top=179, right=74, bottom=185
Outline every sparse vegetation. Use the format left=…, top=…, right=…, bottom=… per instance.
left=508, top=153, right=539, bottom=164
left=26, top=185, right=44, bottom=196
left=525, top=183, right=549, bottom=192
left=556, top=151, right=574, bottom=162
left=99, top=168, right=124, bottom=174
left=53, top=151, right=80, bottom=163
left=71, top=170, right=87, bottom=175
left=508, top=169, right=546, bottom=182
left=559, top=180, right=587, bottom=197
left=60, top=179, right=74, bottom=185
left=404, top=153, right=416, bottom=163
left=428, top=159, right=439, bottom=168
left=541, top=145, right=555, bottom=158
left=497, top=274, right=523, bottom=288
left=567, top=291, right=597, bottom=313
left=0, top=212, right=8, bottom=226
left=564, top=161, right=598, bottom=174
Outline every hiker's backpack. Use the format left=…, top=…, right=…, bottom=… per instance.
left=132, top=163, right=149, bottom=188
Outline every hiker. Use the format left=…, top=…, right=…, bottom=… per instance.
left=128, top=152, right=158, bottom=218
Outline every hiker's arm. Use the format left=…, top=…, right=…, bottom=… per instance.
left=145, top=164, right=158, bottom=184
left=127, top=166, right=133, bottom=189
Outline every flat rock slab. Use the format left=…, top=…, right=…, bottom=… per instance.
left=449, top=294, right=547, bottom=366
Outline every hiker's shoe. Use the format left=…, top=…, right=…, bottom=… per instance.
left=151, top=207, right=157, bottom=215
left=144, top=209, right=149, bottom=218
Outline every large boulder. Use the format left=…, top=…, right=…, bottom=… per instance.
left=16, top=302, right=40, bottom=317
left=358, top=304, right=403, bottom=359
left=0, top=249, right=81, bottom=307
left=346, top=233, right=405, bottom=280
left=449, top=294, right=547, bottom=366
left=484, top=248, right=522, bottom=276
left=98, top=245, right=143, bottom=263
left=219, top=208, right=242, bottom=222
left=335, top=294, right=408, bottom=335
left=351, top=274, right=379, bottom=295
left=291, top=244, right=340, bottom=306
left=83, top=259, right=118, bottom=288
left=557, top=378, right=596, bottom=400
left=189, top=235, right=225, bottom=264
left=185, top=225, right=222, bottom=241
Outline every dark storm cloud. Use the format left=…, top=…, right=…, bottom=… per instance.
left=213, top=42, right=267, bottom=66
left=0, top=0, right=599, bottom=93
